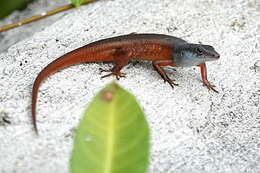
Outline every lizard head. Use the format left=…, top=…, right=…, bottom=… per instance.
left=174, top=44, right=220, bottom=67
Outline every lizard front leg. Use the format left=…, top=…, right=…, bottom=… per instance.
left=198, top=63, right=219, bottom=93
left=152, top=60, right=178, bottom=88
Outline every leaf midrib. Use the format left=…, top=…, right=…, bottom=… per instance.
left=104, top=100, right=116, bottom=173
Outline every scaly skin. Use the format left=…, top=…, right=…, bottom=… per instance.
left=31, top=33, right=220, bottom=134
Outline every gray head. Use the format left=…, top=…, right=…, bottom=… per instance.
left=173, top=44, right=220, bottom=67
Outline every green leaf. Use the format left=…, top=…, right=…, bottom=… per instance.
left=70, top=82, right=150, bottom=173
left=70, top=0, right=85, bottom=7
left=0, top=0, right=34, bottom=19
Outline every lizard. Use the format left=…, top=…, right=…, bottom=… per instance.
left=31, top=33, right=220, bottom=134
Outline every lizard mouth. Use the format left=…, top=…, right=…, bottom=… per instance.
left=212, top=52, right=220, bottom=59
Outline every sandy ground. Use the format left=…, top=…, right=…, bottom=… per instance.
left=0, top=0, right=260, bottom=172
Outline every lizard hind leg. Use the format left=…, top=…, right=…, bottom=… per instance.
left=100, top=48, right=130, bottom=80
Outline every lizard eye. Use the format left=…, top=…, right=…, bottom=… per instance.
left=196, top=48, right=203, bottom=55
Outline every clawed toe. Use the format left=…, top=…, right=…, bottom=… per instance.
left=170, top=81, right=179, bottom=88
left=115, top=72, right=126, bottom=80
left=100, top=70, right=126, bottom=80
left=101, top=73, right=113, bottom=78
left=164, top=78, right=178, bottom=88
left=99, top=68, right=110, bottom=74
left=203, top=80, right=219, bottom=93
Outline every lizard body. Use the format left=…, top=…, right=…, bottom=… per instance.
left=32, top=33, right=220, bottom=133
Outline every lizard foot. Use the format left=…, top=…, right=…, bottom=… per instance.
left=164, top=78, right=179, bottom=88
left=203, top=80, right=219, bottom=93
left=100, top=68, right=126, bottom=80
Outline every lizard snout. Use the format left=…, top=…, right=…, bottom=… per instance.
left=213, top=52, right=220, bottom=59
